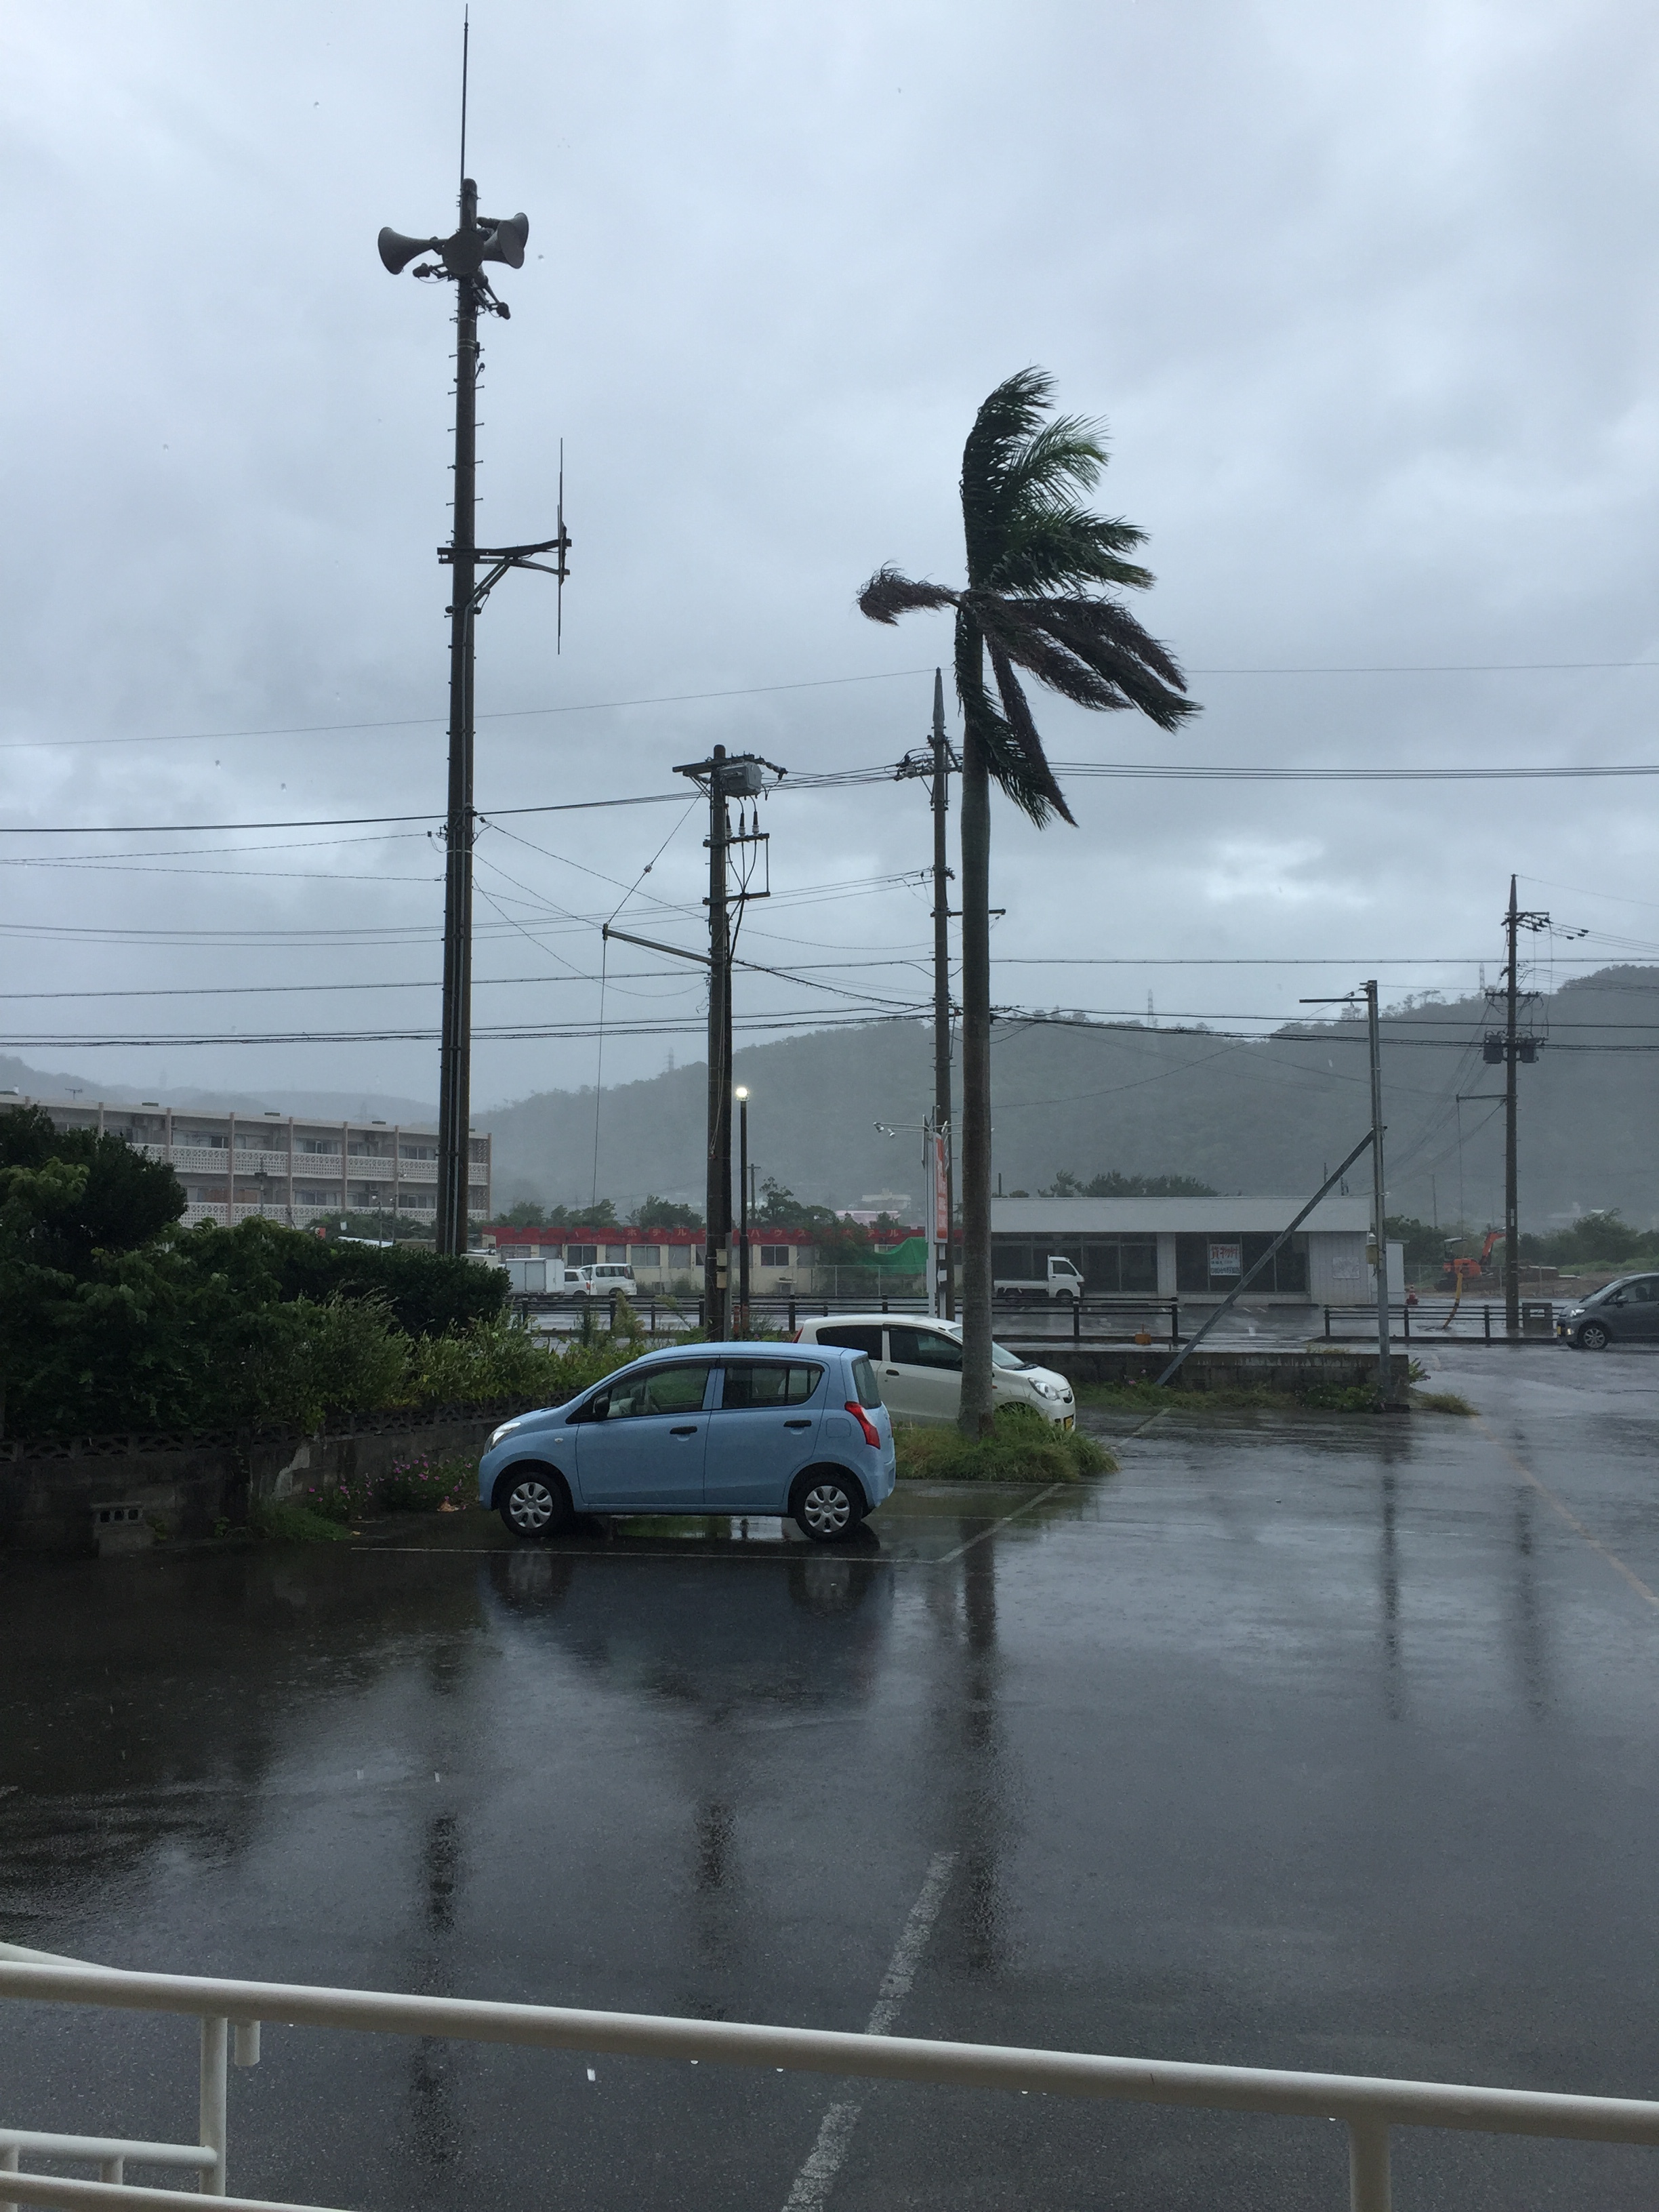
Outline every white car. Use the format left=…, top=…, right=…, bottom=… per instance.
left=792, top=1314, right=1076, bottom=1429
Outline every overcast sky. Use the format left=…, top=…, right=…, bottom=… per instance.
left=3, top=0, right=1656, bottom=1120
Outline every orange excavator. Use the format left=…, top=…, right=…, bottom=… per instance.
left=1438, top=1229, right=1499, bottom=1323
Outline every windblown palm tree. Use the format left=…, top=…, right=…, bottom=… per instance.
left=859, top=368, right=1197, bottom=1433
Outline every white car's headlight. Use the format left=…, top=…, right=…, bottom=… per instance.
left=1029, top=1378, right=1065, bottom=1400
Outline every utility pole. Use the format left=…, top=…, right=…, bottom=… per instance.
left=1486, top=875, right=1549, bottom=1334
left=897, top=674, right=958, bottom=1320
left=674, top=747, right=777, bottom=1337
left=736, top=1084, right=750, bottom=1336
left=1366, top=980, right=1391, bottom=1406
left=377, top=35, right=567, bottom=1255
left=1504, top=877, right=1519, bottom=1335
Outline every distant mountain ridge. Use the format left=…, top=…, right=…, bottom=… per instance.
left=478, top=966, right=1659, bottom=1231
left=7, top=966, right=1652, bottom=1232
left=0, top=1054, right=435, bottom=1128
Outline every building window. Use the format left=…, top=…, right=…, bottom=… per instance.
left=605, top=1244, right=628, bottom=1262
left=567, top=1244, right=598, bottom=1266
left=759, top=1245, right=791, bottom=1267
left=1175, top=1233, right=1307, bottom=1294
left=632, top=1246, right=661, bottom=1268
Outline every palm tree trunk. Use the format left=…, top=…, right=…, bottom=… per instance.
left=957, top=630, right=995, bottom=1437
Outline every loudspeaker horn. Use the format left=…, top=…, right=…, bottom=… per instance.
left=480, top=213, right=529, bottom=270
left=378, top=227, right=439, bottom=275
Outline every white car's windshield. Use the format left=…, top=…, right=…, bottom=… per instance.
left=942, top=1326, right=1027, bottom=1371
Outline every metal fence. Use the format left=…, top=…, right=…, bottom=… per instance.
left=515, top=1292, right=1186, bottom=1347
left=7, top=1944, right=1659, bottom=2211
left=1321, top=1300, right=1561, bottom=1345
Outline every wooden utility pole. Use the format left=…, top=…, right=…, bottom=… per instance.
left=704, top=750, right=733, bottom=1336
left=673, top=747, right=775, bottom=1338
left=1494, top=875, right=1548, bottom=1335
left=1366, top=980, right=1391, bottom=1405
left=1504, top=877, right=1520, bottom=1336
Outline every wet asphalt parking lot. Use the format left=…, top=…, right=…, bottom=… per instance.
left=4, top=1341, right=1659, bottom=2211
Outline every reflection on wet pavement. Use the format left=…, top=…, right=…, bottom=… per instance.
left=3, top=1347, right=1659, bottom=2210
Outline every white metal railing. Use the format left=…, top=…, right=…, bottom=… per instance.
left=5, top=1948, right=1659, bottom=2211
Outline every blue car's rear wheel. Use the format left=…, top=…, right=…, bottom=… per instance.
left=497, top=1466, right=572, bottom=1539
left=792, top=1469, right=864, bottom=1544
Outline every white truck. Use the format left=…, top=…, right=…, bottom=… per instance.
left=483, top=1256, right=640, bottom=1300
left=993, top=1254, right=1084, bottom=1306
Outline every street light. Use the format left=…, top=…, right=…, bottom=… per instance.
left=735, top=1086, right=750, bottom=1336
left=875, top=1119, right=944, bottom=1317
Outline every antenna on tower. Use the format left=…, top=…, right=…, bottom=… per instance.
left=459, top=9, right=470, bottom=204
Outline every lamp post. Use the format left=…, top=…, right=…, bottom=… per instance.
left=874, top=1119, right=937, bottom=1314
left=735, top=1086, right=750, bottom=1337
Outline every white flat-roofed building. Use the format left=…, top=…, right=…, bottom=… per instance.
left=991, top=1195, right=1373, bottom=1305
left=8, top=1096, right=490, bottom=1232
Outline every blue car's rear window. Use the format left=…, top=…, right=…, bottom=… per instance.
left=851, top=1355, right=882, bottom=1408
left=721, top=1361, right=823, bottom=1408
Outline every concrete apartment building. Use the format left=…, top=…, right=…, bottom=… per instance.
left=8, top=1094, right=491, bottom=1231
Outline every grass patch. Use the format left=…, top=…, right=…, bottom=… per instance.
left=895, top=1403, right=1116, bottom=1483
left=243, top=1498, right=357, bottom=1544
left=1408, top=1388, right=1476, bottom=1416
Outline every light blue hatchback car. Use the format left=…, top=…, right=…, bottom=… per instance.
left=478, top=1340, right=897, bottom=1544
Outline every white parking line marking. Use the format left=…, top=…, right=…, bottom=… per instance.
left=779, top=1850, right=956, bottom=2212
left=935, top=1484, right=1067, bottom=1565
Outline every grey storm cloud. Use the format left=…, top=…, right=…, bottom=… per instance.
left=0, top=0, right=1656, bottom=1111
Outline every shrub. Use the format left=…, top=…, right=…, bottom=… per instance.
left=243, top=1294, right=411, bottom=1430
left=371, top=1451, right=475, bottom=1512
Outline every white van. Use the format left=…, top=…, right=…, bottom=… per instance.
left=574, top=1261, right=639, bottom=1300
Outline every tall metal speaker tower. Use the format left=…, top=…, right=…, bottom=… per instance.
left=377, top=24, right=569, bottom=1254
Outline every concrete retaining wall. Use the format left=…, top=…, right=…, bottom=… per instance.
left=1009, top=1345, right=1412, bottom=1393
left=0, top=1401, right=545, bottom=1554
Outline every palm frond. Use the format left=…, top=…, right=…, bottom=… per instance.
left=960, top=369, right=1057, bottom=583
left=857, top=565, right=960, bottom=626
left=972, top=598, right=1125, bottom=715
left=992, top=506, right=1154, bottom=595
left=1036, top=600, right=1197, bottom=729
left=986, top=641, right=1074, bottom=825
left=952, top=611, right=1067, bottom=826
left=1000, top=415, right=1108, bottom=510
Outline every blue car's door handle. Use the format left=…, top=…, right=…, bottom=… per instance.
left=784, top=1419, right=812, bottom=1430
left=670, top=1425, right=699, bottom=1437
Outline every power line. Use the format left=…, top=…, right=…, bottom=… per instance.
left=0, top=794, right=685, bottom=838
left=0, top=668, right=941, bottom=754
left=7, top=655, right=1658, bottom=756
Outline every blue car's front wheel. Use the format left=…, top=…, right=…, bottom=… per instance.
left=497, top=1467, right=572, bottom=1540
left=792, top=1469, right=864, bottom=1544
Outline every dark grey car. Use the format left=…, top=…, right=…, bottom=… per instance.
left=1559, top=1274, right=1659, bottom=1350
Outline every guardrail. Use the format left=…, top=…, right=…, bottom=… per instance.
left=7, top=1948, right=1659, bottom=2211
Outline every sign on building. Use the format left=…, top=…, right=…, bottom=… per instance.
left=1208, top=1241, right=1242, bottom=1277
